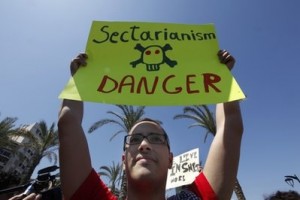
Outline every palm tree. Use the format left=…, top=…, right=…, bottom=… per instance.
left=174, top=105, right=246, bottom=200
left=0, top=115, right=35, bottom=189
left=0, top=115, right=21, bottom=149
left=173, top=105, right=216, bottom=143
left=21, top=120, right=59, bottom=183
left=98, top=162, right=122, bottom=197
left=88, top=105, right=147, bottom=200
left=89, top=105, right=146, bottom=141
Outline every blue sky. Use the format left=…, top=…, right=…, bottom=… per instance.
left=1, top=0, right=300, bottom=199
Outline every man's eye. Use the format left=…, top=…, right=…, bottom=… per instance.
left=130, top=136, right=141, bottom=143
left=150, top=135, right=163, bottom=143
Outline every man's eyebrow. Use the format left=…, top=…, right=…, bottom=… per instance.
left=148, top=132, right=164, bottom=135
left=130, top=133, right=144, bottom=135
left=131, top=132, right=162, bottom=135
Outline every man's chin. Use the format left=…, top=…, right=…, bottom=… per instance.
left=132, top=167, right=154, bottom=179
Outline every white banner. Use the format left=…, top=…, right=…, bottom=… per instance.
left=166, top=148, right=200, bottom=190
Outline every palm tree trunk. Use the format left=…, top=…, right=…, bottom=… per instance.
left=234, top=179, right=246, bottom=200
left=118, top=171, right=127, bottom=200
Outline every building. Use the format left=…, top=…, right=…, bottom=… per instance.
left=0, top=123, right=42, bottom=176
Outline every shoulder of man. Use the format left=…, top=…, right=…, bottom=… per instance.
left=167, top=190, right=200, bottom=200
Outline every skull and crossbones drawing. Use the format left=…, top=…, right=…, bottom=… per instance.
left=130, top=43, right=177, bottom=71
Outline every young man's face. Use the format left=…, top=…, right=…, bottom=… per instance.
left=122, top=121, right=173, bottom=184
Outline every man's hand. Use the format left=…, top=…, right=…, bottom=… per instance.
left=70, top=53, right=88, bottom=76
left=218, top=49, right=235, bottom=71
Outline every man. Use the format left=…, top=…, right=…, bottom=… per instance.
left=12, top=49, right=243, bottom=199
left=58, top=49, right=243, bottom=200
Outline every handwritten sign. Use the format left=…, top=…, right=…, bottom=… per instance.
left=166, top=148, right=200, bottom=190
left=59, top=21, right=245, bottom=105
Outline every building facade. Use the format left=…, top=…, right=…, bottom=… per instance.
left=0, top=123, right=41, bottom=176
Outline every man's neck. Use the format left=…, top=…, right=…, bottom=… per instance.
left=126, top=181, right=166, bottom=200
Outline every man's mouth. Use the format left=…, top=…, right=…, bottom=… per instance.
left=136, top=155, right=156, bottom=163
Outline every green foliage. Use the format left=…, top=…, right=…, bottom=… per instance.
left=174, top=105, right=216, bottom=143
left=0, top=171, right=21, bottom=190
left=21, top=120, right=59, bottom=183
left=0, top=114, right=23, bottom=150
left=88, top=105, right=146, bottom=140
left=98, top=162, right=122, bottom=197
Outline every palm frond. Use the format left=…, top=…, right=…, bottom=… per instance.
left=109, top=130, right=126, bottom=141
left=89, top=119, right=125, bottom=133
left=89, top=105, right=147, bottom=138
left=174, top=105, right=216, bottom=142
left=98, top=162, right=122, bottom=195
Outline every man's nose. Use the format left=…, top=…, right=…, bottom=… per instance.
left=138, top=138, right=152, bottom=151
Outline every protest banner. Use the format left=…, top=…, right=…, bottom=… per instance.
left=166, top=148, right=199, bottom=190
left=59, top=21, right=245, bottom=105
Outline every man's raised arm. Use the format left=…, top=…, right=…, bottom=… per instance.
left=57, top=53, right=92, bottom=199
left=202, top=50, right=244, bottom=199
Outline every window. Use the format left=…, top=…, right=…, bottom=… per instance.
left=26, top=149, right=34, bottom=156
left=0, top=148, right=11, bottom=158
left=36, top=128, right=42, bottom=137
left=0, top=156, right=9, bottom=164
left=18, top=163, right=26, bottom=170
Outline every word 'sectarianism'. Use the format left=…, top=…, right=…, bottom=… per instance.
left=92, top=25, right=216, bottom=44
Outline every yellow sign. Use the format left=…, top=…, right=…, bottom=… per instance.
left=59, top=21, right=245, bottom=106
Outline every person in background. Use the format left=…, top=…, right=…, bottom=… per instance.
left=265, top=190, right=300, bottom=200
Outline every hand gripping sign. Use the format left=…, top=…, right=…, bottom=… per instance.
left=59, top=21, right=245, bottom=106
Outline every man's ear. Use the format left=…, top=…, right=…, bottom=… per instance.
left=168, top=152, right=173, bottom=169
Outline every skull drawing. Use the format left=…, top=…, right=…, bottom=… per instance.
left=130, top=43, right=177, bottom=71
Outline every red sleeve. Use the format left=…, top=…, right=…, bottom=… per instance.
left=188, top=173, right=217, bottom=200
left=70, top=169, right=117, bottom=200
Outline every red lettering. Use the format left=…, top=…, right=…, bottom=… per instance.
left=162, top=75, right=182, bottom=94
left=186, top=75, right=199, bottom=94
left=137, top=76, right=158, bottom=94
left=98, top=73, right=221, bottom=95
left=97, top=75, right=118, bottom=93
left=119, top=75, right=135, bottom=93
left=202, top=73, right=221, bottom=92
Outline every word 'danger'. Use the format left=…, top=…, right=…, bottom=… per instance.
left=97, top=73, right=221, bottom=94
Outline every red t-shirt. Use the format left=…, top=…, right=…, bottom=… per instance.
left=70, top=169, right=217, bottom=200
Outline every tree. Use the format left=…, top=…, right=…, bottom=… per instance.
left=88, top=105, right=147, bottom=200
left=173, top=105, right=215, bottom=142
left=89, top=105, right=146, bottom=140
left=174, top=105, right=246, bottom=200
left=0, top=171, right=21, bottom=190
left=21, top=120, right=59, bottom=183
left=0, top=115, right=32, bottom=189
left=0, top=115, right=21, bottom=149
left=98, top=162, right=122, bottom=197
